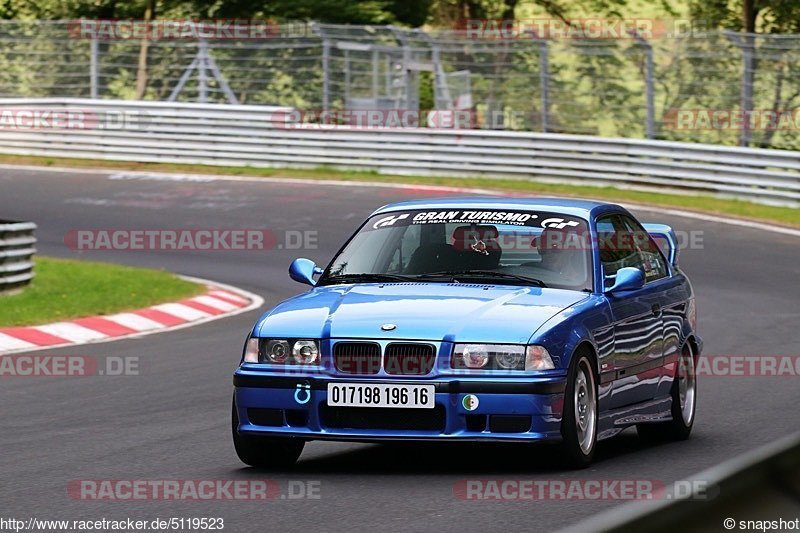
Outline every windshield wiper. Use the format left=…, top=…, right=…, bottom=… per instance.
left=321, top=273, right=420, bottom=285
left=415, top=270, right=547, bottom=287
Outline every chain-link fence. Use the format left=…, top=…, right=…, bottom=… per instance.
left=1, top=20, right=799, bottom=149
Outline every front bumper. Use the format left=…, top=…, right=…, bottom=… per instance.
left=233, top=372, right=567, bottom=442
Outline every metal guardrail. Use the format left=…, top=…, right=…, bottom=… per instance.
left=0, top=98, right=798, bottom=207
left=566, top=431, right=800, bottom=532
left=0, top=220, right=36, bottom=292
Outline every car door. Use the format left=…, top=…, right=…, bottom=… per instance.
left=598, top=214, right=669, bottom=408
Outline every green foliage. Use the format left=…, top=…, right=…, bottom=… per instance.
left=388, top=0, right=434, bottom=27
left=687, top=0, right=800, bottom=33
left=418, top=71, right=435, bottom=112
left=2, top=0, right=800, bottom=33
left=0, top=0, right=156, bottom=19
left=0, top=0, right=435, bottom=26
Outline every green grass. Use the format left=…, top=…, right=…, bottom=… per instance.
left=0, top=256, right=203, bottom=327
left=2, top=153, right=798, bottom=227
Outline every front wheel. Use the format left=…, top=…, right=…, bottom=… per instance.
left=232, top=397, right=305, bottom=468
left=559, top=352, right=598, bottom=468
left=637, top=343, right=697, bottom=441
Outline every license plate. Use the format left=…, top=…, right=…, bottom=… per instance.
left=327, top=383, right=435, bottom=409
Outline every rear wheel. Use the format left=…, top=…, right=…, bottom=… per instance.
left=232, top=397, right=304, bottom=468
left=559, top=351, right=598, bottom=468
left=637, top=343, right=696, bottom=441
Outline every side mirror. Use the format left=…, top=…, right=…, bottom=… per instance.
left=289, top=258, right=322, bottom=286
left=605, top=267, right=645, bottom=295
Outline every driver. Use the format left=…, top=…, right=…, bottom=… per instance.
left=536, top=227, right=585, bottom=280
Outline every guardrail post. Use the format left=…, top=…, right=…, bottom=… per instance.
left=322, top=38, right=331, bottom=113
left=644, top=40, right=655, bottom=139
left=344, top=49, right=351, bottom=105
left=0, top=220, right=37, bottom=293
left=725, top=31, right=756, bottom=147
left=401, top=42, right=412, bottom=110
left=740, top=35, right=755, bottom=147
left=90, top=36, right=99, bottom=99
left=630, top=32, right=655, bottom=139
left=198, top=39, right=208, bottom=104
left=538, top=39, right=549, bottom=132
left=372, top=49, right=379, bottom=100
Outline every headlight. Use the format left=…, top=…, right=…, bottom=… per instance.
left=496, top=346, right=525, bottom=369
left=451, top=344, right=554, bottom=371
left=458, top=344, right=490, bottom=369
left=292, top=340, right=320, bottom=365
left=264, top=340, right=290, bottom=363
left=242, top=338, right=321, bottom=365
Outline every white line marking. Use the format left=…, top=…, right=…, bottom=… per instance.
left=207, top=290, right=249, bottom=305
left=208, top=290, right=249, bottom=305
left=35, top=322, right=108, bottom=342
left=619, top=204, right=800, bottom=238
left=0, top=332, right=37, bottom=351
left=192, top=295, right=239, bottom=312
left=103, top=313, right=166, bottom=332
left=150, top=303, right=210, bottom=321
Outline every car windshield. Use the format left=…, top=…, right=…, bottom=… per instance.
left=321, top=208, right=593, bottom=291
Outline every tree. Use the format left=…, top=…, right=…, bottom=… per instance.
left=134, top=0, right=155, bottom=99
left=214, top=0, right=433, bottom=26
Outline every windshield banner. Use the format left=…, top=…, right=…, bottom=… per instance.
left=369, top=210, right=585, bottom=230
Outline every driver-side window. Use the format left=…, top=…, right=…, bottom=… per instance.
left=597, top=215, right=640, bottom=286
left=597, top=215, right=668, bottom=286
left=619, top=215, right=669, bottom=283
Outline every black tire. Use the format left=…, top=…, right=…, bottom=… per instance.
left=637, top=343, right=696, bottom=442
left=232, top=398, right=305, bottom=468
left=559, top=350, right=598, bottom=469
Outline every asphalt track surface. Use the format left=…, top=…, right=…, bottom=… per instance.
left=1, top=167, right=798, bottom=532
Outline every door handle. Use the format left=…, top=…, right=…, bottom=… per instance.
left=651, top=304, right=662, bottom=317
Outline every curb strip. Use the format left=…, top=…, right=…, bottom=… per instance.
left=0, top=275, right=264, bottom=355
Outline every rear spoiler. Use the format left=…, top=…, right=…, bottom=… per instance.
left=642, top=223, right=679, bottom=266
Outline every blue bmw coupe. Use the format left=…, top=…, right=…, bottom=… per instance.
left=232, top=198, right=701, bottom=468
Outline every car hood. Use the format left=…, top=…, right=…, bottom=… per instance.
left=254, top=283, right=587, bottom=344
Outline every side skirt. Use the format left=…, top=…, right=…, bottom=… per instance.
left=597, top=396, right=673, bottom=441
